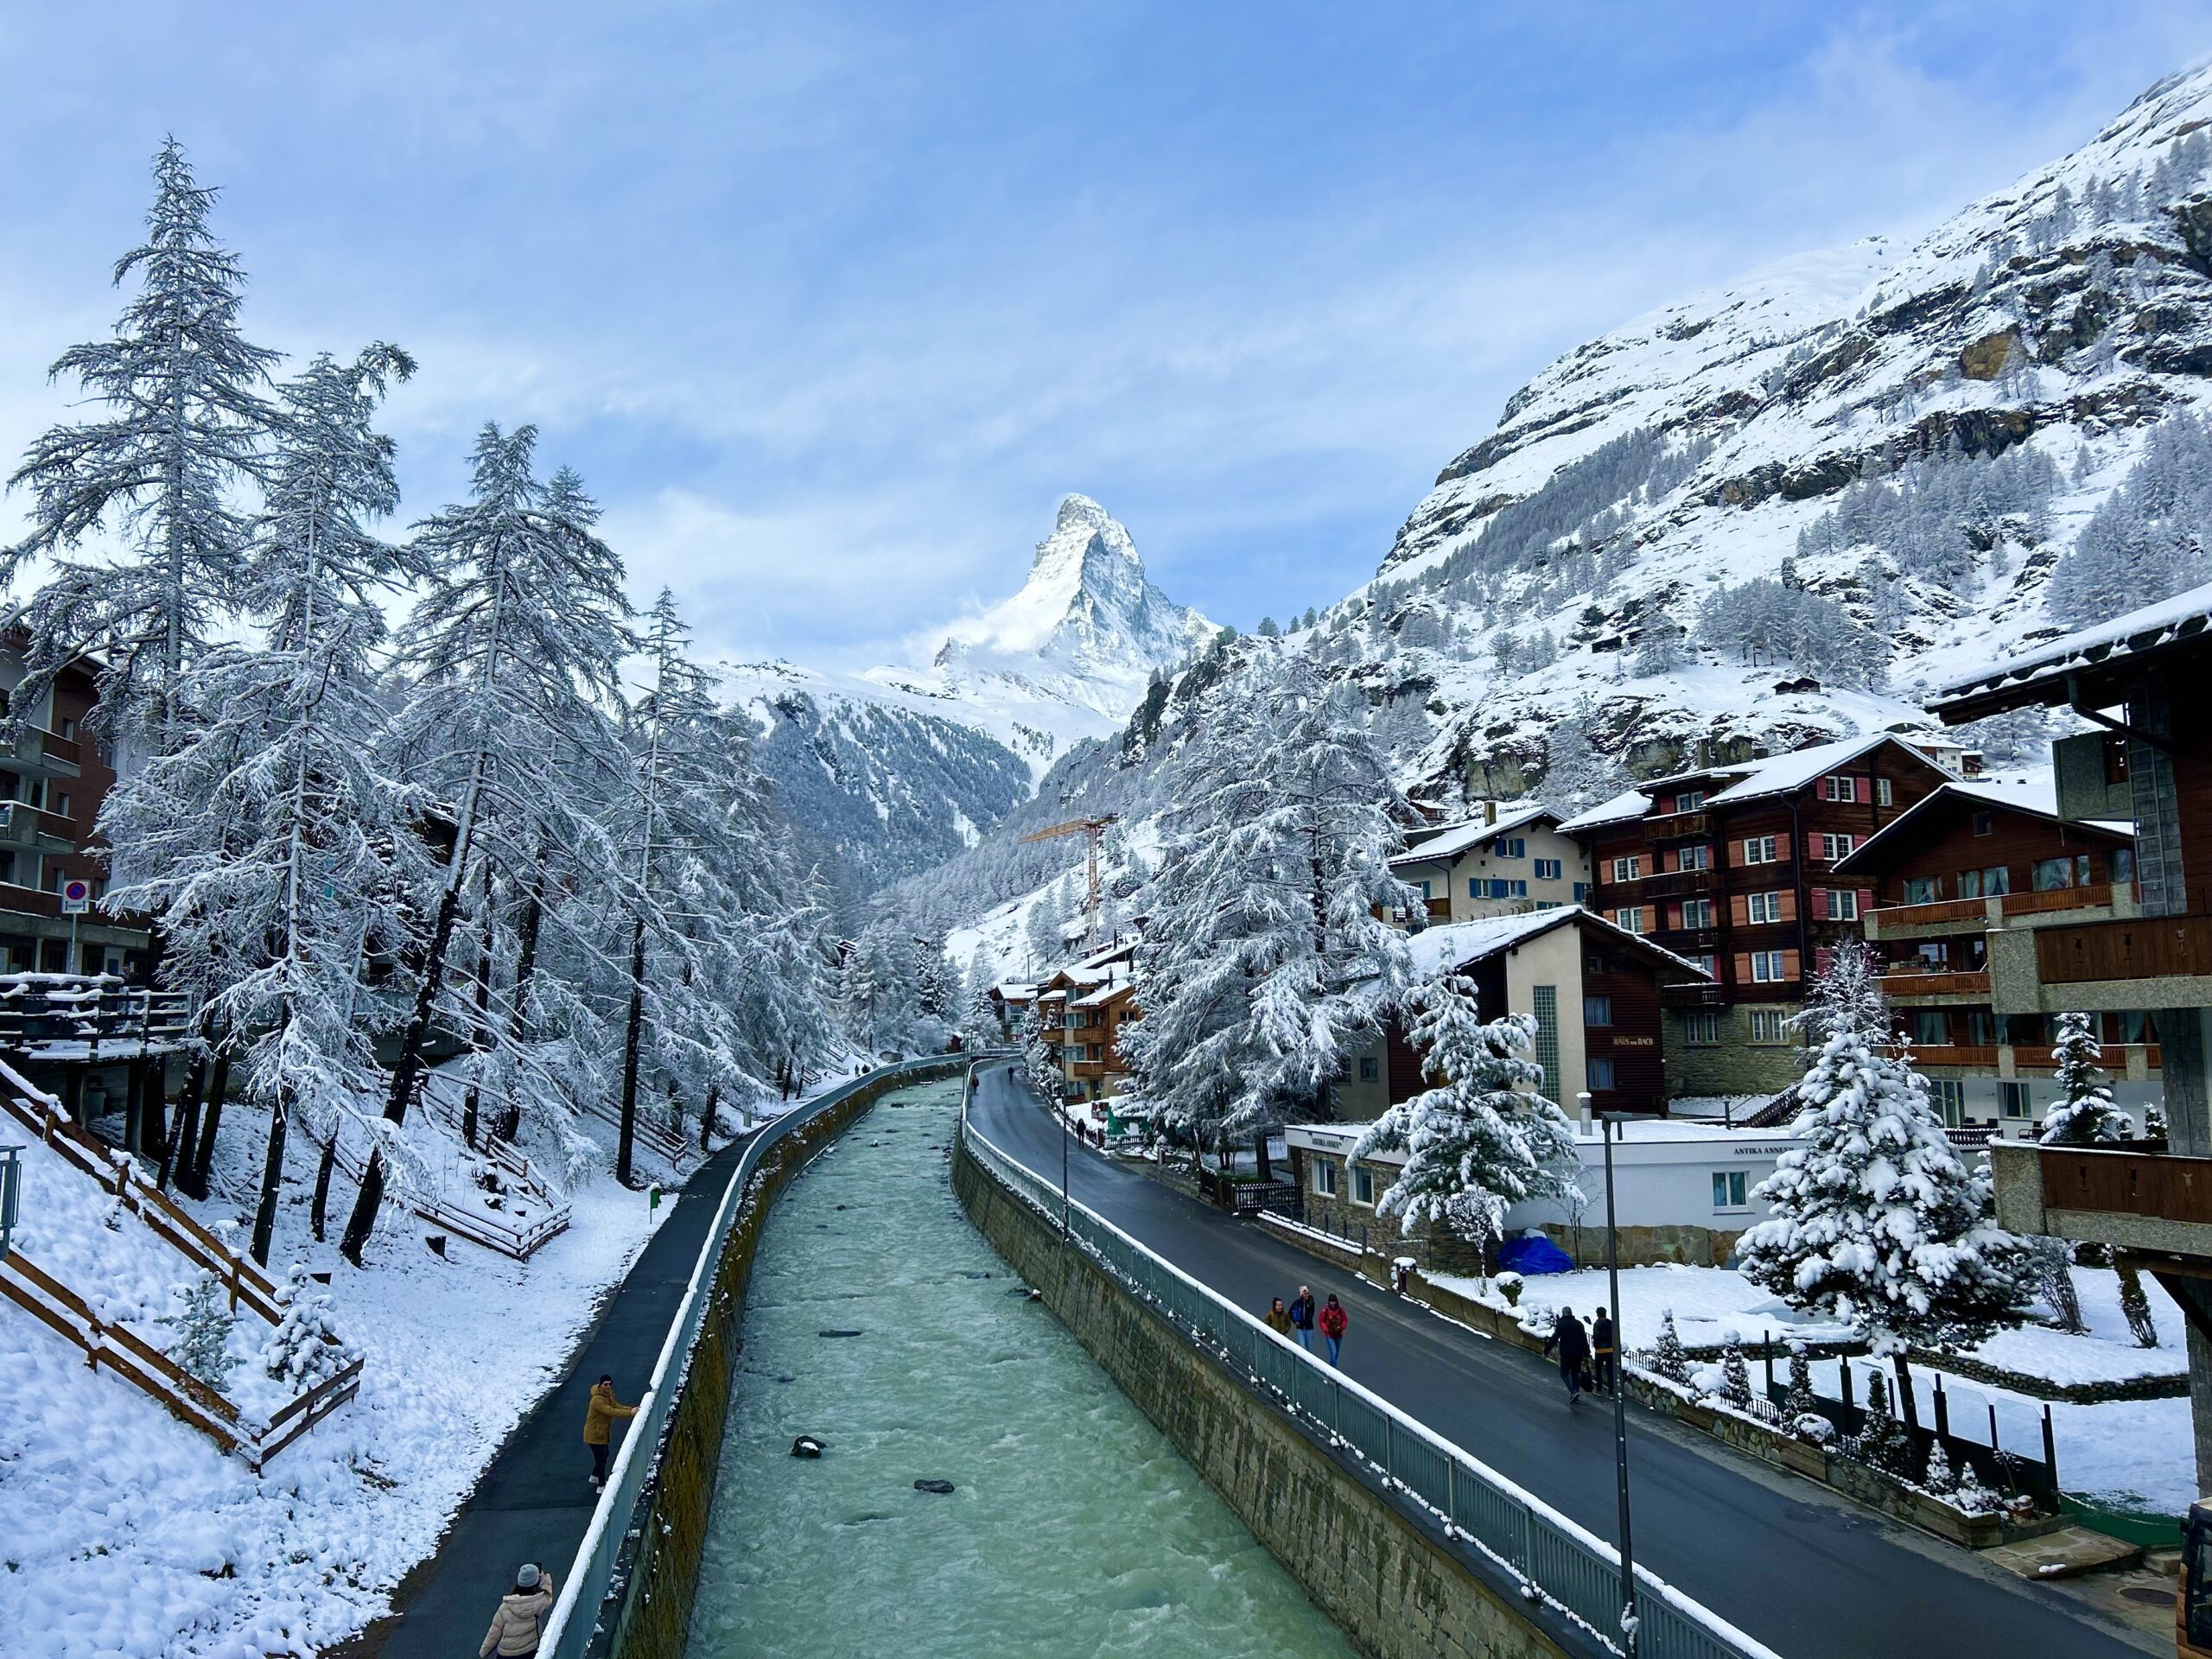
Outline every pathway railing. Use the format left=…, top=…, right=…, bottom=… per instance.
left=960, top=1085, right=1783, bottom=1659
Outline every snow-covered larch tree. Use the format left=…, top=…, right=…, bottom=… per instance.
left=2039, top=1011, right=2128, bottom=1144
left=104, top=345, right=423, bottom=1265
left=961, top=949, right=1004, bottom=1051
left=1738, top=943, right=2031, bottom=1408
left=338, top=424, right=632, bottom=1263
left=4, top=138, right=279, bottom=754
left=1123, top=652, right=1417, bottom=1176
left=1351, top=977, right=1576, bottom=1267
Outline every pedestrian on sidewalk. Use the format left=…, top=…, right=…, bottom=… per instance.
left=1544, top=1305, right=1592, bottom=1403
left=1288, top=1286, right=1316, bottom=1352
left=584, top=1374, right=639, bottom=1491
left=479, top=1563, right=556, bottom=1658
left=1591, top=1306, right=1618, bottom=1396
left=1265, top=1296, right=1294, bottom=1337
left=1319, top=1294, right=1348, bottom=1366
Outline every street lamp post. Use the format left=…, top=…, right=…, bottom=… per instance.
left=1600, top=1110, right=1639, bottom=1656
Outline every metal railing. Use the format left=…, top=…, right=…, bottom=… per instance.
left=537, top=1055, right=974, bottom=1659
left=960, top=1088, right=1783, bottom=1659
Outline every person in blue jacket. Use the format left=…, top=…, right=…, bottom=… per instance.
left=1287, top=1285, right=1317, bottom=1352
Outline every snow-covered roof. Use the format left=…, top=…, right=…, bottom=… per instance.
left=1555, top=786, right=1656, bottom=835
left=1073, top=978, right=1137, bottom=1009
left=1404, top=905, right=1708, bottom=982
left=1932, top=579, right=2212, bottom=719
left=1701, top=734, right=1947, bottom=806
left=1391, top=803, right=1561, bottom=868
left=1834, top=778, right=2128, bottom=875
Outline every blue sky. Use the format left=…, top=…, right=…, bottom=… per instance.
left=0, top=3, right=2204, bottom=669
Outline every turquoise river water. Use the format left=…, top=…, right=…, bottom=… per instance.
left=683, top=1077, right=1354, bottom=1658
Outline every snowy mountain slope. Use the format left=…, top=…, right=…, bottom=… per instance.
left=724, top=495, right=1211, bottom=901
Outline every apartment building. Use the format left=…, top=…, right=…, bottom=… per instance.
left=1836, top=778, right=2157, bottom=1132
left=1031, top=938, right=1141, bottom=1105
left=1387, top=803, right=1590, bottom=924
left=1929, top=581, right=2212, bottom=1493
left=1559, top=734, right=1954, bottom=1099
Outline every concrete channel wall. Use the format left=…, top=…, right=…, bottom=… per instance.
left=950, top=1134, right=1587, bottom=1659
left=591, top=1058, right=970, bottom=1659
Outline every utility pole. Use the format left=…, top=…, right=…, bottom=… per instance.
left=1599, top=1106, right=1640, bottom=1657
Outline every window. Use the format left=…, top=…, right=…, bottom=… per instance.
left=1535, top=899, right=1563, bottom=910
left=1904, top=875, right=1940, bottom=904
left=1674, top=791, right=1705, bottom=812
left=57, top=716, right=74, bottom=740
left=1999, top=1081, right=2033, bottom=1120
left=1682, top=1011, right=1720, bottom=1046
left=1688, top=952, right=1718, bottom=978
left=1614, top=906, right=1645, bottom=934
left=1351, top=1165, right=1376, bottom=1206
left=1417, top=880, right=1432, bottom=899
left=1749, top=950, right=1788, bottom=983
left=0, top=850, right=15, bottom=885
left=1957, top=866, right=2009, bottom=899
left=1931, top=1079, right=1966, bottom=1128
left=1681, top=897, right=1714, bottom=929
left=1573, top=882, right=1589, bottom=903
left=2119, top=1010, right=2154, bottom=1045
left=1743, top=836, right=1779, bottom=865
left=1534, top=858, right=1562, bottom=880
left=1483, top=878, right=1528, bottom=899
left=2034, top=855, right=2092, bottom=892
left=1820, top=774, right=1856, bottom=802
left=1877, top=777, right=1893, bottom=807
left=1678, top=842, right=1712, bottom=872
left=1746, top=891, right=1784, bottom=925
left=1911, top=1009, right=1947, bottom=1046
left=2103, top=733, right=2130, bottom=787
left=1967, top=1011, right=1998, bottom=1045
left=1611, top=855, right=1642, bottom=882
left=1748, top=1008, right=1789, bottom=1044
left=2110, top=847, right=2136, bottom=887
left=1494, top=836, right=1526, bottom=859
left=1585, top=995, right=1614, bottom=1027
left=54, top=792, right=69, bottom=819
left=1586, top=1057, right=1616, bottom=1091
left=1313, top=1160, right=1338, bottom=1197
left=1818, top=832, right=1855, bottom=861
left=1973, top=811, right=1994, bottom=836
left=1711, top=1171, right=1750, bottom=1211
left=1357, top=1056, right=1379, bottom=1082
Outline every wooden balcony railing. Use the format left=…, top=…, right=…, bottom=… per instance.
left=2039, top=1146, right=2212, bottom=1227
left=2036, top=913, right=2212, bottom=985
left=1871, top=896, right=1989, bottom=929
left=1643, top=810, right=1709, bottom=842
left=1425, top=895, right=1452, bottom=921
left=1897, top=1043, right=1999, bottom=1070
left=2001, top=883, right=2114, bottom=919
left=1875, top=968, right=1992, bottom=1000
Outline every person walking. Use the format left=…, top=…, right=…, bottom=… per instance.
left=1318, top=1294, right=1349, bottom=1366
left=583, top=1374, right=639, bottom=1491
left=1591, top=1306, right=1618, bottom=1396
left=1288, top=1286, right=1317, bottom=1352
left=1544, top=1305, right=1592, bottom=1403
left=1265, top=1296, right=1294, bottom=1337
left=480, top=1563, right=556, bottom=1659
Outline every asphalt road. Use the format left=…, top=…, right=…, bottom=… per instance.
left=359, top=1128, right=754, bottom=1659
left=967, top=1064, right=2152, bottom=1659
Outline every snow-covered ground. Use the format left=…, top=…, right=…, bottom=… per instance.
left=0, top=1092, right=708, bottom=1658
left=1427, top=1262, right=1853, bottom=1351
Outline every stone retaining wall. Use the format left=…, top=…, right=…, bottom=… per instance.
left=955, top=1138, right=1597, bottom=1659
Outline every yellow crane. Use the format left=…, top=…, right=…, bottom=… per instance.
left=1018, top=813, right=1120, bottom=938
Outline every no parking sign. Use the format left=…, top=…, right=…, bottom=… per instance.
left=60, top=879, right=89, bottom=915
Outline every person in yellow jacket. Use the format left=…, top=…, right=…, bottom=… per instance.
left=583, top=1375, right=639, bottom=1491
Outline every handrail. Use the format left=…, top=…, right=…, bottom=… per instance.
left=538, top=1054, right=978, bottom=1659
left=958, top=1077, right=1783, bottom=1659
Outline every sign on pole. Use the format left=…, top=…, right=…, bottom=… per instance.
left=60, top=879, right=90, bottom=916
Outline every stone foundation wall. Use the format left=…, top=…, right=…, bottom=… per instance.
left=955, top=1141, right=1595, bottom=1659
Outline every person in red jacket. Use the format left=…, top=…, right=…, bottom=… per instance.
left=1318, top=1294, right=1349, bottom=1366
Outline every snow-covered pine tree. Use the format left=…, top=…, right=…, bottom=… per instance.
left=961, top=950, right=1003, bottom=1051
left=104, top=346, right=424, bottom=1266
left=1783, top=1342, right=1820, bottom=1420
left=2040, top=1012, right=2128, bottom=1144
left=1921, top=1440, right=1958, bottom=1497
left=1123, top=652, right=1416, bottom=1173
left=1645, top=1308, right=1693, bottom=1386
left=168, top=1271, right=236, bottom=1391
left=1853, top=1370, right=1912, bottom=1476
left=2148, top=1099, right=2171, bottom=1142
left=339, top=425, right=632, bottom=1262
left=2117, top=1260, right=2161, bottom=1348
left=1350, top=979, right=1576, bottom=1261
left=262, top=1264, right=359, bottom=1391
left=3, top=139, right=281, bottom=755
left=1719, top=1340, right=1753, bottom=1410
left=2028, top=1234, right=2087, bottom=1334
left=1019, top=1000, right=1061, bottom=1104
left=1738, top=942, right=2031, bottom=1369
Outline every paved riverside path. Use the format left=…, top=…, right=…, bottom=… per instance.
left=361, top=1127, right=756, bottom=1659
left=969, top=1065, right=2153, bottom=1659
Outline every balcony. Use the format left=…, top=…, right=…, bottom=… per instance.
left=1635, top=870, right=1713, bottom=902
left=1993, top=1142, right=2212, bottom=1258
left=0, top=802, right=75, bottom=854
left=1425, top=895, right=1451, bottom=922
left=1662, top=980, right=1722, bottom=1007
left=1643, top=810, right=1709, bottom=843
left=1866, top=882, right=2136, bottom=943
left=7, top=728, right=81, bottom=779
left=1897, top=1042, right=1999, bottom=1071
left=1985, top=911, right=2212, bottom=1015
left=1874, top=967, right=1991, bottom=1004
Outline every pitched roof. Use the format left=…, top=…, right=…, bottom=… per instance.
left=1933, top=578, right=2212, bottom=721
left=1391, top=803, right=1563, bottom=868
left=1403, top=905, right=1708, bottom=982
left=1832, top=778, right=2129, bottom=876
left=1701, top=734, right=1951, bottom=806
left=1555, top=786, right=1656, bottom=834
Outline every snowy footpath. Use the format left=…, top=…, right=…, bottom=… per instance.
left=0, top=1096, right=698, bottom=1659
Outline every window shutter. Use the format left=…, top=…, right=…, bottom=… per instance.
left=1782, top=949, right=1801, bottom=980
left=1733, top=952, right=1753, bottom=985
left=1776, top=834, right=1793, bottom=863
left=1777, top=889, right=1797, bottom=923
left=1809, top=888, right=1829, bottom=920
left=1665, top=901, right=1681, bottom=930
left=1730, top=837, right=1745, bottom=867
left=1859, top=887, right=1875, bottom=917
left=1856, top=775, right=1872, bottom=804
left=1730, top=893, right=1749, bottom=927
left=1814, top=945, right=1835, bottom=978
left=1805, top=831, right=1821, bottom=859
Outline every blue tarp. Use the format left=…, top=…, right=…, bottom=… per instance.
left=1496, top=1233, right=1577, bottom=1275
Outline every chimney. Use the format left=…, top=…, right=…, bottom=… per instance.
left=1484, top=800, right=1497, bottom=826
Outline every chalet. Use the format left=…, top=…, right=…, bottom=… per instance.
left=1834, top=779, right=2155, bottom=1132
left=1387, top=802, right=1591, bottom=925
left=1030, top=938, right=1141, bottom=1105
left=1558, top=734, right=1955, bottom=1100
left=1337, top=906, right=1707, bottom=1122
left=1929, top=579, right=2212, bottom=1495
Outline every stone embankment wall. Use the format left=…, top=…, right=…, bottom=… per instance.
left=952, top=1138, right=1593, bottom=1659
left=601, top=1060, right=969, bottom=1659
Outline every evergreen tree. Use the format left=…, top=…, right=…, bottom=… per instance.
left=1852, top=1371, right=1912, bottom=1476
left=960, top=950, right=1004, bottom=1050
left=1351, top=979, right=1576, bottom=1258
left=1019, top=1000, right=1060, bottom=1103
left=2117, top=1260, right=2161, bottom=1349
left=1541, top=698, right=1627, bottom=810
left=1123, top=654, right=1416, bottom=1170
left=1738, top=942, right=2032, bottom=1357
left=167, top=1271, right=237, bottom=1391
left=2148, top=1099, right=2171, bottom=1142
left=2029, top=1234, right=2086, bottom=1334
left=1718, top=1340, right=1753, bottom=1410
left=2040, top=1012, right=2127, bottom=1144
left=1783, top=1342, right=1821, bottom=1423
left=1645, top=1308, right=1693, bottom=1386
left=1922, top=1440, right=1959, bottom=1497
left=261, top=1264, right=359, bottom=1390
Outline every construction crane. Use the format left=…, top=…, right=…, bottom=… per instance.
left=1019, top=813, right=1120, bottom=938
